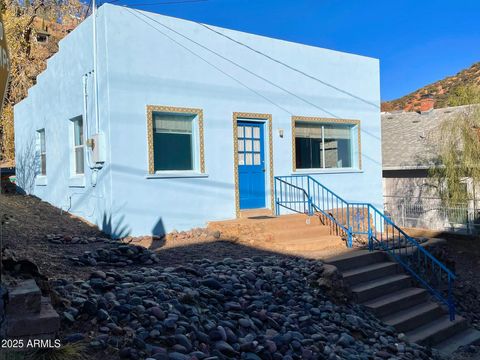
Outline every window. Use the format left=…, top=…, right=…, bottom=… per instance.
left=147, top=106, right=205, bottom=174
left=37, top=129, right=46, bottom=175
left=294, top=119, right=359, bottom=170
left=72, top=117, right=85, bottom=175
left=153, top=113, right=194, bottom=171
left=36, top=34, right=49, bottom=43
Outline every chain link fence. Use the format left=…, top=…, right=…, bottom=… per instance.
left=384, top=196, right=480, bottom=235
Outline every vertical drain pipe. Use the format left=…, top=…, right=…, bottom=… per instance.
left=92, top=0, right=100, bottom=134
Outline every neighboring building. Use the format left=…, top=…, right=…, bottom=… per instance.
left=14, top=4, right=382, bottom=237
left=382, top=101, right=480, bottom=233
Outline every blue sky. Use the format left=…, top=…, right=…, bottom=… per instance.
left=116, top=0, right=480, bottom=101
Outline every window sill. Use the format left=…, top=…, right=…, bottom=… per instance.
left=292, top=168, right=363, bottom=175
left=146, top=172, right=209, bottom=179
left=35, top=176, right=48, bottom=186
left=68, top=175, right=86, bottom=187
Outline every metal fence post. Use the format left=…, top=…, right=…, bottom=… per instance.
left=368, top=206, right=373, bottom=251
left=348, top=226, right=353, bottom=248
left=448, top=275, right=455, bottom=321
left=346, top=204, right=350, bottom=234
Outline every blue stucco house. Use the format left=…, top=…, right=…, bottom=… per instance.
left=14, top=4, right=382, bottom=238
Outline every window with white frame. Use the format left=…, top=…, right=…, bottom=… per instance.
left=294, top=120, right=359, bottom=170
left=37, top=129, right=46, bottom=175
left=148, top=108, right=204, bottom=173
left=72, top=116, right=85, bottom=175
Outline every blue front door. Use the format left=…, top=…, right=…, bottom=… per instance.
left=238, top=121, right=266, bottom=209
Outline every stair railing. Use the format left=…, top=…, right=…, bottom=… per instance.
left=274, top=176, right=312, bottom=215
left=274, top=175, right=456, bottom=321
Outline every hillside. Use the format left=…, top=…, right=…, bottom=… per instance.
left=382, top=62, right=480, bottom=112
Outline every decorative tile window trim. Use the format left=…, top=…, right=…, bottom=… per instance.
left=146, top=105, right=205, bottom=175
left=291, top=116, right=362, bottom=172
left=233, top=112, right=274, bottom=218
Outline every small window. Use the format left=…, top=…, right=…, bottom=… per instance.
left=36, top=34, right=49, bottom=43
left=147, top=106, right=205, bottom=174
left=37, top=129, right=46, bottom=175
left=72, top=117, right=85, bottom=175
left=294, top=119, right=359, bottom=170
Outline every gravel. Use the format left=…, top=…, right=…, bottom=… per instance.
left=52, top=256, right=439, bottom=360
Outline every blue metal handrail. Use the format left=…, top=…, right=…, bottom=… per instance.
left=274, top=175, right=456, bottom=321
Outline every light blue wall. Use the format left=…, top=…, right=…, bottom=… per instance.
left=15, top=4, right=382, bottom=237
left=14, top=9, right=114, bottom=232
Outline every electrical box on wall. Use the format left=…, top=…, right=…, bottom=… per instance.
left=90, top=133, right=106, bottom=166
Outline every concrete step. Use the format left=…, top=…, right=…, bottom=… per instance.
left=363, top=287, right=428, bottom=317
left=326, top=250, right=387, bottom=272
left=407, top=315, right=468, bottom=347
left=298, top=248, right=357, bottom=260
left=6, top=279, right=41, bottom=315
left=239, top=209, right=273, bottom=219
left=270, top=233, right=340, bottom=249
left=213, top=213, right=321, bottom=227
left=343, top=261, right=399, bottom=285
left=352, top=274, right=412, bottom=302
left=382, top=301, right=444, bottom=333
left=271, top=226, right=331, bottom=241
left=6, top=297, right=60, bottom=337
left=435, top=328, right=480, bottom=355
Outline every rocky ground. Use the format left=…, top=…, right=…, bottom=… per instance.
left=429, top=238, right=480, bottom=331
left=52, top=256, right=438, bottom=360
left=1, top=194, right=480, bottom=359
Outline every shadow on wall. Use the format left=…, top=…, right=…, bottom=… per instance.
left=101, top=215, right=167, bottom=240
left=102, top=212, right=131, bottom=239
left=15, top=138, right=37, bottom=195
left=152, top=218, right=166, bottom=238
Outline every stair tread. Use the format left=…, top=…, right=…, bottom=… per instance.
left=363, top=287, right=426, bottom=308
left=351, top=274, right=410, bottom=293
left=272, top=235, right=340, bottom=244
left=435, top=328, right=480, bottom=354
left=383, top=301, right=442, bottom=325
left=343, top=261, right=397, bottom=278
left=326, top=250, right=380, bottom=263
left=406, top=315, right=465, bottom=344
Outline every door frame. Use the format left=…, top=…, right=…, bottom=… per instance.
left=233, top=112, right=274, bottom=218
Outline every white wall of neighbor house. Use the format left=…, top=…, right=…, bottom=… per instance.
left=383, top=170, right=480, bottom=232
left=14, top=4, right=382, bottom=237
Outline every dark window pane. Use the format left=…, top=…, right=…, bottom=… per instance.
left=153, top=133, right=193, bottom=171
left=295, top=137, right=322, bottom=169
left=40, top=131, right=46, bottom=152
left=41, top=154, right=46, bottom=175
left=324, top=125, right=352, bottom=168
left=74, top=118, right=83, bottom=146
left=75, top=147, right=84, bottom=174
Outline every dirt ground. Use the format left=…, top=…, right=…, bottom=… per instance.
left=1, top=194, right=480, bottom=360
left=2, top=193, right=480, bottom=284
left=0, top=193, right=295, bottom=281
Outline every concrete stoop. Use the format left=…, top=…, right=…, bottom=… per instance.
left=5, top=279, right=60, bottom=338
left=327, top=250, right=480, bottom=355
left=208, top=212, right=346, bottom=256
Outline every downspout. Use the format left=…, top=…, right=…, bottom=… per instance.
left=82, top=73, right=94, bottom=170
left=92, top=0, right=100, bottom=134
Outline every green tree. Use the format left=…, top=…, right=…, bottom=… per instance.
left=430, top=85, right=480, bottom=205
left=448, top=84, right=480, bottom=107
